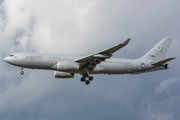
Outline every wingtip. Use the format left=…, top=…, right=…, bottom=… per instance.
left=123, top=38, right=131, bottom=44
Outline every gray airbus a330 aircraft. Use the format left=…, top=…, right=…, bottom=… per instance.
left=4, top=38, right=175, bottom=85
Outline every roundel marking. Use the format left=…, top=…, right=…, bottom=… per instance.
left=156, top=45, right=162, bottom=51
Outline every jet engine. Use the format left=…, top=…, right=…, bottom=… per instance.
left=57, top=61, right=79, bottom=71
left=54, top=71, right=74, bottom=78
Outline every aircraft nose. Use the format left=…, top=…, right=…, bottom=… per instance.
left=4, top=57, right=9, bottom=63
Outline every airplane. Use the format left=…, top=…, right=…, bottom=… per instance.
left=4, top=38, right=176, bottom=85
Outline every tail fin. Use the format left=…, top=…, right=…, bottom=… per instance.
left=140, top=38, right=173, bottom=61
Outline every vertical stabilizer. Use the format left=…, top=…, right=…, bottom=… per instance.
left=140, top=38, right=173, bottom=61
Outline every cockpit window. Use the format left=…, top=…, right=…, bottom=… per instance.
left=10, top=55, right=14, bottom=57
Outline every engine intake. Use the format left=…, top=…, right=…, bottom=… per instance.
left=54, top=71, right=74, bottom=78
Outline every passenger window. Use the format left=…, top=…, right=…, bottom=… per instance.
left=10, top=55, right=14, bottom=57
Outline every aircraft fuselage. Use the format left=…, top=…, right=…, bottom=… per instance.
left=4, top=52, right=157, bottom=75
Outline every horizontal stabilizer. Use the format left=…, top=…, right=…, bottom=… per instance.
left=151, top=57, right=176, bottom=66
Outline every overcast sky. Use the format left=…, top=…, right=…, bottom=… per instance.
left=0, top=0, right=180, bottom=120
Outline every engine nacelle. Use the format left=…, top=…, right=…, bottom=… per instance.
left=57, top=61, right=79, bottom=71
left=54, top=71, right=74, bottom=78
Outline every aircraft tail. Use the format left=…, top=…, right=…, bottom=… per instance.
left=140, top=38, right=173, bottom=61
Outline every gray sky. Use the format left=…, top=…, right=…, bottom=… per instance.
left=0, top=0, right=180, bottom=120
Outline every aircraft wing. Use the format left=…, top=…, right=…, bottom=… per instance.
left=75, top=38, right=130, bottom=69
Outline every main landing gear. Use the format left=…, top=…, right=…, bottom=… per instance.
left=81, top=73, right=93, bottom=85
left=20, top=67, right=24, bottom=75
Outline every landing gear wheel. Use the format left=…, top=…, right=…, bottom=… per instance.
left=20, top=71, right=24, bottom=75
left=81, top=77, right=85, bottom=82
left=85, top=80, right=90, bottom=85
left=84, top=73, right=88, bottom=78
left=89, top=76, right=93, bottom=81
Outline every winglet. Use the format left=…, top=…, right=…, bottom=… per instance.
left=123, top=38, right=131, bottom=45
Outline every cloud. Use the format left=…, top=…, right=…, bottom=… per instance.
left=1, top=0, right=179, bottom=55
left=148, top=105, right=174, bottom=120
left=155, top=77, right=178, bottom=94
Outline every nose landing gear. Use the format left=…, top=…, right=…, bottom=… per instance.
left=20, top=67, right=24, bottom=75
left=80, top=73, right=93, bottom=85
